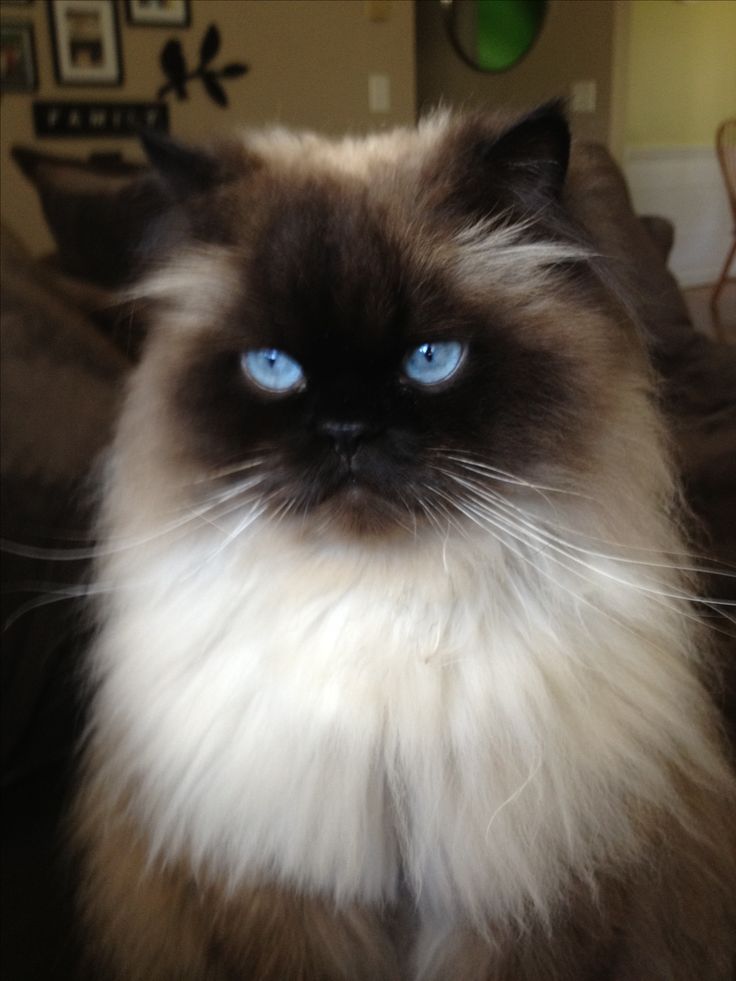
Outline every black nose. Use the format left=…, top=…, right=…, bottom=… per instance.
left=320, top=420, right=372, bottom=461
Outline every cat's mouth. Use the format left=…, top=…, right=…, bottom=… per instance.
left=248, top=444, right=426, bottom=537
left=304, top=460, right=416, bottom=536
left=321, top=483, right=407, bottom=535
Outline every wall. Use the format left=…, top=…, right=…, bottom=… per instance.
left=621, top=0, right=735, bottom=287
left=415, top=0, right=616, bottom=145
left=0, top=0, right=416, bottom=255
left=625, top=0, right=736, bottom=149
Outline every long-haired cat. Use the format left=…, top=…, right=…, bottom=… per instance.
left=73, top=104, right=736, bottom=980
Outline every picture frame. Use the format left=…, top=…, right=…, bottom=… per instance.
left=125, top=0, right=190, bottom=28
left=47, top=0, right=122, bottom=86
left=0, top=21, right=37, bottom=93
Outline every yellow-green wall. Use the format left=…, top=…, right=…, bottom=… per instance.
left=625, top=0, right=736, bottom=148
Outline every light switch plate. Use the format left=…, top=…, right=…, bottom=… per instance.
left=369, top=74, right=391, bottom=113
left=570, top=80, right=597, bottom=114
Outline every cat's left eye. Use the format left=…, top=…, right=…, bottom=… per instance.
left=241, top=348, right=305, bottom=395
left=402, top=341, right=465, bottom=387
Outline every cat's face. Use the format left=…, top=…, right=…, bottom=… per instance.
left=136, top=107, right=635, bottom=537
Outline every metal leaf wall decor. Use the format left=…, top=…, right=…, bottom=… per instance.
left=157, top=24, right=248, bottom=108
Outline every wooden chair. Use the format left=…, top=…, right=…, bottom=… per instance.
left=710, top=118, right=736, bottom=340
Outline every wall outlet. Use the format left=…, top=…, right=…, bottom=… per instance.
left=570, top=80, right=597, bottom=114
left=369, top=74, right=391, bottom=113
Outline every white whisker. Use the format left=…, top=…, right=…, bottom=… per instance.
left=435, top=449, right=736, bottom=572
left=431, top=449, right=592, bottom=502
left=456, top=471, right=736, bottom=581
left=452, top=476, right=736, bottom=621
left=445, top=478, right=736, bottom=632
left=0, top=471, right=272, bottom=564
left=485, top=756, right=543, bottom=839
left=190, top=457, right=269, bottom=484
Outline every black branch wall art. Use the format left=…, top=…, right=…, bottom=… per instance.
left=157, top=24, right=248, bottom=108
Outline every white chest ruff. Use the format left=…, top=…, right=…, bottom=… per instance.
left=93, top=523, right=707, bottom=925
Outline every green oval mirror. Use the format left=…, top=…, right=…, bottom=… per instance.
left=441, top=0, right=548, bottom=73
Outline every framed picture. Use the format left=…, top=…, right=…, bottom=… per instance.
left=0, top=22, right=37, bottom=92
left=48, top=0, right=122, bottom=86
left=125, top=0, right=190, bottom=28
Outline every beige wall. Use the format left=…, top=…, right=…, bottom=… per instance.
left=416, top=0, right=616, bottom=146
left=1, top=0, right=416, bottom=255
left=624, top=0, right=736, bottom=149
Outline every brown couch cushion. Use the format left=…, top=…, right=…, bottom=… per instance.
left=1, top=224, right=127, bottom=780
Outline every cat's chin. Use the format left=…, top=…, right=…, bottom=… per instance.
left=314, top=482, right=417, bottom=539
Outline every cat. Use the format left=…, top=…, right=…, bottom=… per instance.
left=73, top=103, right=736, bottom=980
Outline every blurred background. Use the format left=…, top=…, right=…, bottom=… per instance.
left=0, top=0, right=734, bottom=325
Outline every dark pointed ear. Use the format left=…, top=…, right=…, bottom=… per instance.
left=444, top=100, right=571, bottom=221
left=483, top=100, right=570, bottom=199
left=140, top=130, right=226, bottom=199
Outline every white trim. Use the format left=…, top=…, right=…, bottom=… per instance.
left=623, top=143, right=730, bottom=289
left=625, top=145, right=714, bottom=162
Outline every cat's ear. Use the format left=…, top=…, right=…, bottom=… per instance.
left=140, top=130, right=248, bottom=200
left=480, top=100, right=570, bottom=200
left=442, top=101, right=571, bottom=221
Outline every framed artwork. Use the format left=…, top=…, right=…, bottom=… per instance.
left=48, top=0, right=122, bottom=86
left=125, top=0, right=190, bottom=28
left=0, top=21, right=37, bottom=92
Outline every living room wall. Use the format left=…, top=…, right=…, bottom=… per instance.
left=621, top=0, right=735, bottom=287
left=625, top=0, right=736, bottom=150
left=415, top=0, right=616, bottom=146
left=0, top=0, right=416, bottom=255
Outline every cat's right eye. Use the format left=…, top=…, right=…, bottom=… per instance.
left=402, top=341, right=465, bottom=387
left=241, top=349, right=305, bottom=395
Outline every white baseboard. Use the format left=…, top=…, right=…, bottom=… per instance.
left=623, top=145, right=732, bottom=289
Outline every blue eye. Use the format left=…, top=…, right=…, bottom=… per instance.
left=403, top=341, right=465, bottom=386
left=241, top=348, right=305, bottom=394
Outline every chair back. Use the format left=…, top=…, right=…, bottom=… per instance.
left=716, top=118, right=736, bottom=225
